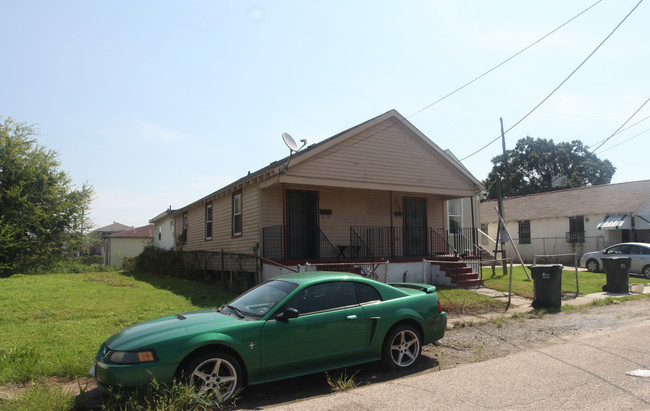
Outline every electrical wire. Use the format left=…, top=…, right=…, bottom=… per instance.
left=304, top=1, right=604, bottom=165
left=407, top=0, right=603, bottom=120
left=589, top=114, right=650, bottom=148
left=590, top=97, right=650, bottom=153
left=459, top=0, right=645, bottom=162
left=595, top=127, right=650, bottom=154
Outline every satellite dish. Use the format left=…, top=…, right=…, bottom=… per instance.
left=280, top=132, right=307, bottom=170
left=282, top=132, right=299, bottom=152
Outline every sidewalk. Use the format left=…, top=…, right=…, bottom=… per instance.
left=447, top=282, right=650, bottom=327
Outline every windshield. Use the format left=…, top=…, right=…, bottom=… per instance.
left=227, top=280, right=298, bottom=318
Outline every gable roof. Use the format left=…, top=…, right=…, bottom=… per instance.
left=108, top=224, right=154, bottom=239
left=94, top=222, right=133, bottom=233
left=149, top=208, right=176, bottom=224
left=174, top=110, right=482, bottom=214
left=480, top=180, right=650, bottom=223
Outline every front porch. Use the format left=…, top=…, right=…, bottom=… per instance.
left=262, top=225, right=482, bottom=262
left=261, top=225, right=486, bottom=288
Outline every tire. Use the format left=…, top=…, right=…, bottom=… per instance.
left=382, top=324, right=422, bottom=370
left=586, top=259, right=600, bottom=273
left=643, top=265, right=650, bottom=279
left=182, top=351, right=242, bottom=404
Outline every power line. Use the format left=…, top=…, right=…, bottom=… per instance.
left=460, top=0, right=645, bottom=162
left=589, top=114, right=650, bottom=148
left=306, top=1, right=604, bottom=164
left=407, top=0, right=603, bottom=120
left=596, top=127, right=650, bottom=154
left=590, top=97, right=650, bottom=153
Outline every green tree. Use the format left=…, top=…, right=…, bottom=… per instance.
left=483, top=137, right=616, bottom=200
left=0, top=117, right=95, bottom=274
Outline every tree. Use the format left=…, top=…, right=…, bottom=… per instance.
left=483, top=137, right=616, bottom=200
left=0, top=117, right=95, bottom=274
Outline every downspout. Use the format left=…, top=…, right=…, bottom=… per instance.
left=282, top=183, right=287, bottom=261
left=390, top=191, right=394, bottom=258
left=470, top=195, right=477, bottom=253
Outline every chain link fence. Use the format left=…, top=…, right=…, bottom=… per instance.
left=136, top=247, right=258, bottom=292
left=303, top=261, right=390, bottom=282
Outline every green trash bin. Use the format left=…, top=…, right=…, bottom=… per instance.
left=530, top=264, right=563, bottom=309
left=601, top=257, right=630, bottom=294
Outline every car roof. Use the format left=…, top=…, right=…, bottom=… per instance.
left=273, top=271, right=367, bottom=286
left=609, top=242, right=650, bottom=247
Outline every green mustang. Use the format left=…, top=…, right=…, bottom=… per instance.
left=91, top=271, right=447, bottom=403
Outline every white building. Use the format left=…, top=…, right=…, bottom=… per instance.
left=480, top=180, right=650, bottom=264
left=149, top=208, right=176, bottom=250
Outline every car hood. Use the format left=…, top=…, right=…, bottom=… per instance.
left=582, top=251, right=603, bottom=259
left=104, top=309, right=241, bottom=350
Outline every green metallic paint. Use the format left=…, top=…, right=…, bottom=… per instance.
left=93, top=272, right=447, bottom=394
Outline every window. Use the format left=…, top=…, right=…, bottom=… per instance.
left=518, top=220, right=531, bottom=244
left=567, top=216, right=585, bottom=243
left=356, top=283, right=382, bottom=304
left=232, top=192, right=242, bottom=237
left=284, top=282, right=357, bottom=315
left=205, top=203, right=213, bottom=240
left=448, top=199, right=463, bottom=232
left=158, top=227, right=162, bottom=240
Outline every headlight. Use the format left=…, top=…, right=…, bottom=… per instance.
left=109, top=349, right=158, bottom=364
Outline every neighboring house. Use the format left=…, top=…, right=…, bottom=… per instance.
left=104, top=224, right=154, bottom=268
left=480, top=180, right=650, bottom=263
left=89, top=222, right=133, bottom=256
left=149, top=207, right=176, bottom=250
left=169, top=110, right=483, bottom=282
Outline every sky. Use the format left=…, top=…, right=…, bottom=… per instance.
left=1, top=0, right=648, bottom=229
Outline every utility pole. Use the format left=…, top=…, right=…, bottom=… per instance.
left=498, top=118, right=509, bottom=274
left=500, top=117, right=511, bottom=197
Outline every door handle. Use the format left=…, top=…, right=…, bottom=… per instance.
left=346, top=315, right=358, bottom=320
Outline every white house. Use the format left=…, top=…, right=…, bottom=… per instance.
left=104, top=225, right=154, bottom=268
left=149, top=208, right=176, bottom=250
left=480, top=180, right=650, bottom=263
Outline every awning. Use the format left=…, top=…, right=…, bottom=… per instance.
left=597, top=215, right=629, bottom=230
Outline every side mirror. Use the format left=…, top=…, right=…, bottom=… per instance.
left=276, top=307, right=299, bottom=321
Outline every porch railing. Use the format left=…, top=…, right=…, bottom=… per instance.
left=350, top=226, right=481, bottom=260
left=262, top=225, right=482, bottom=261
left=260, top=225, right=339, bottom=260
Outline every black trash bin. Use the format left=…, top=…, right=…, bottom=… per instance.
left=601, top=257, right=630, bottom=294
left=530, top=264, right=563, bottom=309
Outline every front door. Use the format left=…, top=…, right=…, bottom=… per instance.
left=287, top=190, right=319, bottom=260
left=404, top=198, right=427, bottom=256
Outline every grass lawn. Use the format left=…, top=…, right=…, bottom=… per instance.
left=481, top=265, right=647, bottom=299
left=0, top=271, right=236, bottom=386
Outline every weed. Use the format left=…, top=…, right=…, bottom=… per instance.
left=100, top=379, right=239, bottom=410
left=0, top=347, right=41, bottom=384
left=489, top=316, right=506, bottom=328
left=326, top=369, right=360, bottom=392
left=475, top=344, right=483, bottom=362
left=0, top=383, right=79, bottom=411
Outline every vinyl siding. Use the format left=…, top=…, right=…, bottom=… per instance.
left=286, top=118, right=476, bottom=194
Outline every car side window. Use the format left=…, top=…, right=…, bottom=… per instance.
left=629, top=245, right=641, bottom=255
left=285, top=282, right=357, bottom=315
left=640, top=247, right=650, bottom=255
left=355, top=283, right=382, bottom=304
left=606, top=245, right=628, bottom=255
